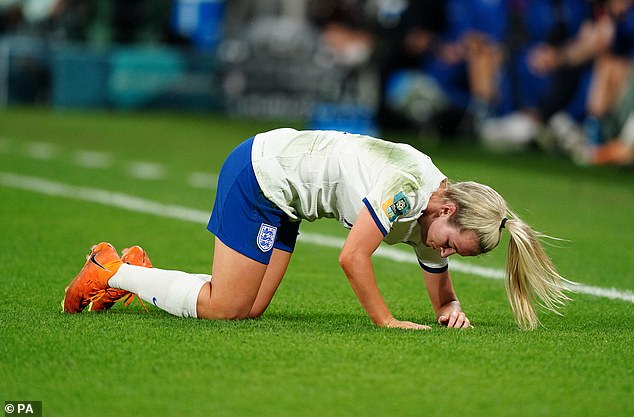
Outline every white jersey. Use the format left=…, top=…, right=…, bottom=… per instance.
left=251, top=128, right=448, bottom=271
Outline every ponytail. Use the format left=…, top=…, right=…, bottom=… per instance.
left=503, top=216, right=573, bottom=330
left=444, top=181, right=573, bottom=330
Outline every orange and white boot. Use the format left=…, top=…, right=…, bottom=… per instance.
left=88, top=245, right=153, bottom=312
left=62, top=242, right=123, bottom=314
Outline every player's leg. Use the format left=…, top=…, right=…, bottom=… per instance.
left=199, top=131, right=301, bottom=319
left=63, top=136, right=293, bottom=319
left=246, top=216, right=300, bottom=318
left=195, top=237, right=268, bottom=320
left=196, top=241, right=294, bottom=320
left=106, top=261, right=207, bottom=318
left=248, top=249, right=293, bottom=318
left=62, top=242, right=206, bottom=317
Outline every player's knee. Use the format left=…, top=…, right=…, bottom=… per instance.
left=217, top=311, right=250, bottom=320
left=247, top=306, right=266, bottom=319
left=199, top=311, right=247, bottom=320
left=199, top=305, right=251, bottom=320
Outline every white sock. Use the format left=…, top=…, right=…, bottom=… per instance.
left=108, top=264, right=208, bottom=318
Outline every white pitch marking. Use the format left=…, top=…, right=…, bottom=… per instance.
left=127, top=161, right=165, bottom=180
left=188, top=172, right=218, bottom=189
left=24, top=142, right=55, bottom=160
left=0, top=172, right=204, bottom=223
left=75, top=150, right=112, bottom=169
left=1, top=171, right=633, bottom=304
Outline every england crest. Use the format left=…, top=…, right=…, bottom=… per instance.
left=257, top=223, right=277, bottom=252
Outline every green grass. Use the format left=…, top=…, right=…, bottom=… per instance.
left=0, top=108, right=633, bottom=417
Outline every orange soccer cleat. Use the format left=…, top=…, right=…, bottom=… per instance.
left=62, top=242, right=123, bottom=314
left=88, top=245, right=153, bottom=312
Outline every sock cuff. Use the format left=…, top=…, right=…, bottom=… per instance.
left=165, top=276, right=206, bottom=318
left=107, top=263, right=133, bottom=289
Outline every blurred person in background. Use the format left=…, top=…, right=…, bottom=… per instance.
left=308, top=0, right=375, bottom=67
left=591, top=111, right=634, bottom=164
left=534, top=0, right=634, bottom=163
left=372, top=0, right=447, bottom=131
left=581, top=0, right=634, bottom=164
left=479, top=0, right=594, bottom=151
left=481, top=0, right=634, bottom=163
left=0, top=0, right=64, bottom=35
left=0, top=0, right=66, bottom=105
left=0, top=0, right=102, bottom=41
left=383, top=0, right=509, bottom=137
left=306, top=0, right=380, bottom=106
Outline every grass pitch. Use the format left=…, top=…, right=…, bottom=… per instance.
left=0, top=108, right=632, bottom=417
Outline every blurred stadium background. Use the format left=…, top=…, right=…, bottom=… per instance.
left=1, top=0, right=632, bottom=164
left=1, top=0, right=380, bottom=133
left=0, top=0, right=634, bottom=165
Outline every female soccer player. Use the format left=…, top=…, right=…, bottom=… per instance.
left=62, top=128, right=571, bottom=330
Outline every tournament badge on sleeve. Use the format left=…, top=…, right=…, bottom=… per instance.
left=257, top=223, right=278, bottom=252
left=381, top=191, right=410, bottom=222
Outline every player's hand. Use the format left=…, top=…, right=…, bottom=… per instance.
left=385, top=318, right=431, bottom=330
left=436, top=302, right=472, bottom=329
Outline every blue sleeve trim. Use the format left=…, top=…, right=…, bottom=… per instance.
left=362, top=198, right=388, bottom=237
left=419, top=261, right=449, bottom=274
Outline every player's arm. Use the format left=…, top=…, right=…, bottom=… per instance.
left=339, top=207, right=430, bottom=330
left=423, top=269, right=471, bottom=328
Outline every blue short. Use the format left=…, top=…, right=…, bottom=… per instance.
left=207, top=137, right=301, bottom=264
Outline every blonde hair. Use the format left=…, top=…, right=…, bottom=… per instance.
left=443, top=181, right=573, bottom=330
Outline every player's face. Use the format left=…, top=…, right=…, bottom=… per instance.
left=425, top=216, right=480, bottom=258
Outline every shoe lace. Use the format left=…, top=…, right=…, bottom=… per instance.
left=121, top=293, right=149, bottom=313
left=89, top=288, right=149, bottom=313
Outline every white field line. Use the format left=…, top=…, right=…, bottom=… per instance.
left=74, top=150, right=112, bottom=169
left=127, top=161, right=166, bottom=180
left=24, top=142, right=56, bottom=160
left=1, top=171, right=633, bottom=304
left=4, top=138, right=221, bottom=189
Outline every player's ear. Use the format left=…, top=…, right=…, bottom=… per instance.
left=439, top=202, right=457, bottom=217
